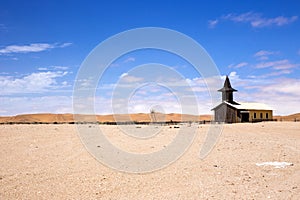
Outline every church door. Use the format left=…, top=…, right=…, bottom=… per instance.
left=241, top=112, right=249, bottom=122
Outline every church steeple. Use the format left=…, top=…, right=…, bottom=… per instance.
left=218, top=76, right=237, bottom=103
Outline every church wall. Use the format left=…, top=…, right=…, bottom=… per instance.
left=214, top=104, right=238, bottom=123
left=249, top=110, right=273, bottom=122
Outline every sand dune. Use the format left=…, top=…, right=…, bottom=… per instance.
left=274, top=113, right=300, bottom=121
left=0, top=113, right=213, bottom=123
left=0, top=113, right=74, bottom=123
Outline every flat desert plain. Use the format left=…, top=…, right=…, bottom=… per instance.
left=0, top=122, right=299, bottom=199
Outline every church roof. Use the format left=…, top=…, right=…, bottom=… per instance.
left=218, top=76, right=237, bottom=92
left=225, top=101, right=273, bottom=110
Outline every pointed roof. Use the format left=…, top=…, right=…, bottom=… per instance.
left=218, top=76, right=237, bottom=92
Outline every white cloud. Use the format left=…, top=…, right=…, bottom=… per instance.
left=208, top=19, right=218, bottom=28
left=122, top=85, right=184, bottom=114
left=0, top=96, right=73, bottom=116
left=210, top=12, right=298, bottom=28
left=76, top=77, right=95, bottom=88
left=228, top=62, right=248, bottom=68
left=38, top=67, right=48, bottom=71
left=120, top=73, right=128, bottom=78
left=0, top=42, right=72, bottom=54
left=127, top=98, right=182, bottom=114
left=58, top=43, right=72, bottom=48
left=228, top=71, right=238, bottom=78
left=0, top=43, right=53, bottom=54
left=119, top=73, right=143, bottom=83
left=0, top=71, right=68, bottom=94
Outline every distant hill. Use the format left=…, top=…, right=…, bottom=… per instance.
left=0, top=113, right=74, bottom=123
left=0, top=113, right=212, bottom=124
left=273, top=113, right=300, bottom=122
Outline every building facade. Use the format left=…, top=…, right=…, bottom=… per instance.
left=212, top=76, right=273, bottom=123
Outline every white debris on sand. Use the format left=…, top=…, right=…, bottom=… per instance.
left=256, top=162, right=294, bottom=168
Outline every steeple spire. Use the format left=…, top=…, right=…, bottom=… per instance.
left=218, top=76, right=237, bottom=103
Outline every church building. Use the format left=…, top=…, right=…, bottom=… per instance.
left=212, top=76, right=273, bottom=123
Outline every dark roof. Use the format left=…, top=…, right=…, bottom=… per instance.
left=211, top=101, right=239, bottom=110
left=218, top=76, right=237, bottom=92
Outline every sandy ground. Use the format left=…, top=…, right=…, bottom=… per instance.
left=0, top=122, right=299, bottom=199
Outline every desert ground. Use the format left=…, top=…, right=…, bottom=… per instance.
left=0, top=122, right=299, bottom=199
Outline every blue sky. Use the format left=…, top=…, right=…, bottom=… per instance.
left=0, top=0, right=300, bottom=116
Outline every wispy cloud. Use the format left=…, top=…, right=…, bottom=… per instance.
left=58, top=43, right=72, bottom=48
left=255, top=50, right=276, bottom=57
left=254, top=50, right=278, bottom=60
left=209, top=12, right=298, bottom=28
left=53, top=66, right=69, bottom=70
left=119, top=73, right=143, bottom=83
left=109, top=57, right=136, bottom=67
left=260, top=78, right=300, bottom=95
left=37, top=66, right=69, bottom=71
left=0, top=42, right=72, bottom=54
left=224, top=12, right=298, bottom=27
left=0, top=24, right=8, bottom=32
left=255, top=59, right=298, bottom=70
left=228, top=62, right=248, bottom=68
left=208, top=19, right=218, bottom=28
left=251, top=59, right=299, bottom=78
left=264, top=70, right=293, bottom=77
left=124, top=57, right=135, bottom=63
